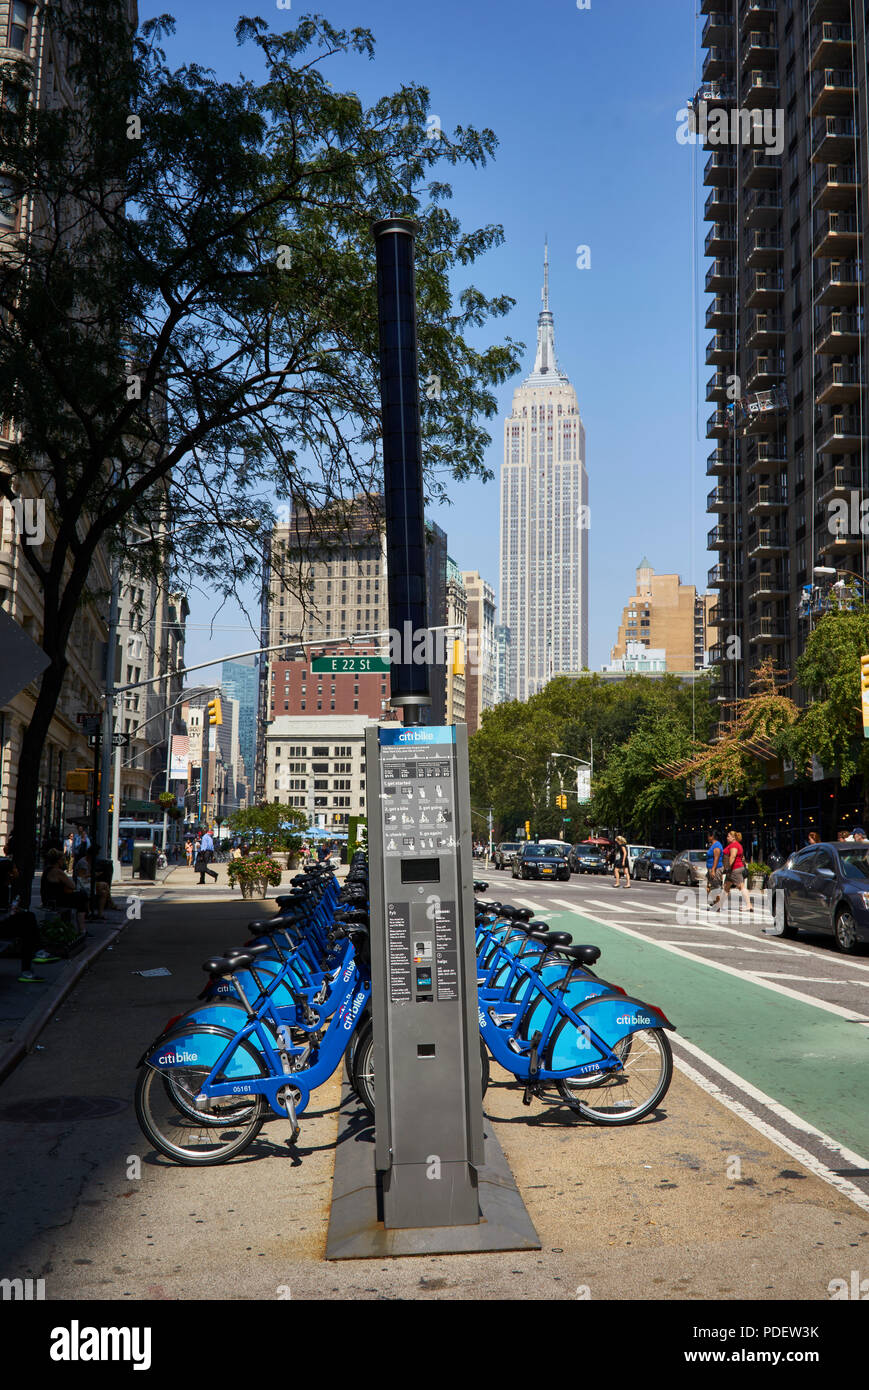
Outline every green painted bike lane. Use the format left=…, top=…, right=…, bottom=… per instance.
left=546, top=904, right=869, bottom=1160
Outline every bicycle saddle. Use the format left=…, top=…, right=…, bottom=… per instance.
left=528, top=930, right=573, bottom=948
left=224, top=943, right=273, bottom=959
left=557, top=944, right=601, bottom=965
left=202, top=954, right=253, bottom=976
left=474, top=881, right=489, bottom=892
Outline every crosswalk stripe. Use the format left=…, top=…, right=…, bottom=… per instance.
left=546, top=898, right=869, bottom=1023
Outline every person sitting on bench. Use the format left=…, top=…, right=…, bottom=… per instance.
left=41, top=848, right=87, bottom=937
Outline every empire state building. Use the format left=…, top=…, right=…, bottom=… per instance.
left=499, top=246, right=588, bottom=701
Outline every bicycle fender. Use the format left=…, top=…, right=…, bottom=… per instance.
left=570, top=992, right=675, bottom=1045
left=140, top=1023, right=262, bottom=1080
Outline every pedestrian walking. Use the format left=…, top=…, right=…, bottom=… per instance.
left=196, top=829, right=218, bottom=884
left=705, top=830, right=724, bottom=911
left=612, top=836, right=629, bottom=888
left=185, top=839, right=194, bottom=868
left=722, top=829, right=753, bottom=914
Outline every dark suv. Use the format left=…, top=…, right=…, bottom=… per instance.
left=512, top=843, right=571, bottom=882
left=568, top=843, right=608, bottom=875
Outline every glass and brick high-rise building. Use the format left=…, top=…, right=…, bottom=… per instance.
left=499, top=245, right=588, bottom=702
left=698, top=2, right=868, bottom=723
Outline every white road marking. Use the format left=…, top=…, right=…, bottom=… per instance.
left=658, top=942, right=786, bottom=954
left=748, top=972, right=869, bottom=987
left=671, top=1045, right=869, bottom=1216
left=565, top=890, right=869, bottom=974
left=547, top=899, right=869, bottom=1023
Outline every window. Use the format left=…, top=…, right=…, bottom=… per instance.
left=0, top=177, right=18, bottom=231
left=312, top=746, right=328, bottom=756
left=8, top=2, right=32, bottom=51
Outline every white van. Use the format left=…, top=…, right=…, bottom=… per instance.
left=627, top=844, right=655, bottom=877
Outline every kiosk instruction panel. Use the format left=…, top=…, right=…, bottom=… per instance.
left=366, top=724, right=485, bottom=1229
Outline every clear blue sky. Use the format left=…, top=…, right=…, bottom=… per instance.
left=139, top=0, right=708, bottom=678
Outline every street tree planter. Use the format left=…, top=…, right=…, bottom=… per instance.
left=746, top=862, right=770, bottom=891
left=227, top=856, right=283, bottom=899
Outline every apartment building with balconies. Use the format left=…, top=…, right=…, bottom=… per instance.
left=698, top=0, right=868, bottom=713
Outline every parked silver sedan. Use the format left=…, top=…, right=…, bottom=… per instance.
left=670, top=849, right=706, bottom=887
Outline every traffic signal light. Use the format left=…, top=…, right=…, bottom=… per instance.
left=451, top=638, right=465, bottom=677
left=524, top=820, right=531, bottom=838
left=556, top=793, right=567, bottom=810
left=207, top=697, right=223, bottom=727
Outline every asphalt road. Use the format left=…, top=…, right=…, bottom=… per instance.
left=488, top=866, right=869, bottom=1208
left=0, top=869, right=868, bottom=1302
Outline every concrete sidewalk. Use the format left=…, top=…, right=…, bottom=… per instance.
left=0, top=859, right=348, bottom=1085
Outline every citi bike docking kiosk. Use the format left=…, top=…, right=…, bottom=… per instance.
left=325, top=721, right=540, bottom=1258
left=367, top=723, right=484, bottom=1229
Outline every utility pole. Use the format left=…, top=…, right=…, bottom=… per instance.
left=487, top=806, right=493, bottom=862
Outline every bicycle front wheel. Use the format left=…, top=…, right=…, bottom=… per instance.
left=135, top=1031, right=268, bottom=1164
left=551, top=1024, right=672, bottom=1125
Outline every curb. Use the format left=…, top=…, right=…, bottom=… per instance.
left=0, top=921, right=128, bottom=1087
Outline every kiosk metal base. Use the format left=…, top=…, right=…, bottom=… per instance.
left=325, top=1084, right=541, bottom=1259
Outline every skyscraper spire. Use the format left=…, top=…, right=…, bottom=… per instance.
left=529, top=239, right=565, bottom=383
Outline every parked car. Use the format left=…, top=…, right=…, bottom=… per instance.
left=625, top=844, right=655, bottom=876
left=493, top=841, right=521, bottom=870
left=632, top=848, right=675, bottom=882
left=512, top=842, right=571, bottom=882
left=769, top=841, right=869, bottom=952
left=568, top=843, right=609, bottom=875
left=671, top=849, right=707, bottom=886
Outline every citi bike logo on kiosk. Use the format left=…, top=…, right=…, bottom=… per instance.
left=380, top=727, right=456, bottom=746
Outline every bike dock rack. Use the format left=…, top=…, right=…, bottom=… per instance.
left=325, top=1082, right=540, bottom=1259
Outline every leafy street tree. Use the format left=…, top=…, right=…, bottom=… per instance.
left=226, top=802, right=307, bottom=852
left=590, top=710, right=699, bottom=840
left=469, top=673, right=713, bottom=840
left=0, top=4, right=521, bottom=896
left=786, top=607, right=869, bottom=820
left=664, top=658, right=799, bottom=830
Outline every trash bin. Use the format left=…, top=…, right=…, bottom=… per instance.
left=131, top=841, right=150, bottom=874
left=138, top=848, right=158, bottom=881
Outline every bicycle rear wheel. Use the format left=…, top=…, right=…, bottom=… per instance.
left=136, top=1030, right=268, bottom=1164
left=549, top=1024, right=672, bottom=1125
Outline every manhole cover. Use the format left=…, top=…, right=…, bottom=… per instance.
left=0, top=1096, right=129, bottom=1123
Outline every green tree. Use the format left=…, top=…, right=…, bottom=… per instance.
left=668, top=658, right=799, bottom=831
left=469, top=672, right=714, bottom=839
left=0, top=4, right=521, bottom=897
left=591, top=710, right=699, bottom=839
left=786, top=608, right=869, bottom=818
left=227, top=802, right=307, bottom=851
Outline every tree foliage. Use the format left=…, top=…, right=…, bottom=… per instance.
left=469, top=674, right=713, bottom=840
left=669, top=658, right=799, bottom=806
left=786, top=608, right=869, bottom=791
left=0, top=3, right=521, bottom=892
left=226, top=801, right=307, bottom=849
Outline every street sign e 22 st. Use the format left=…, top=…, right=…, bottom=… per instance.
left=88, top=731, right=130, bottom=748
left=311, top=656, right=389, bottom=674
